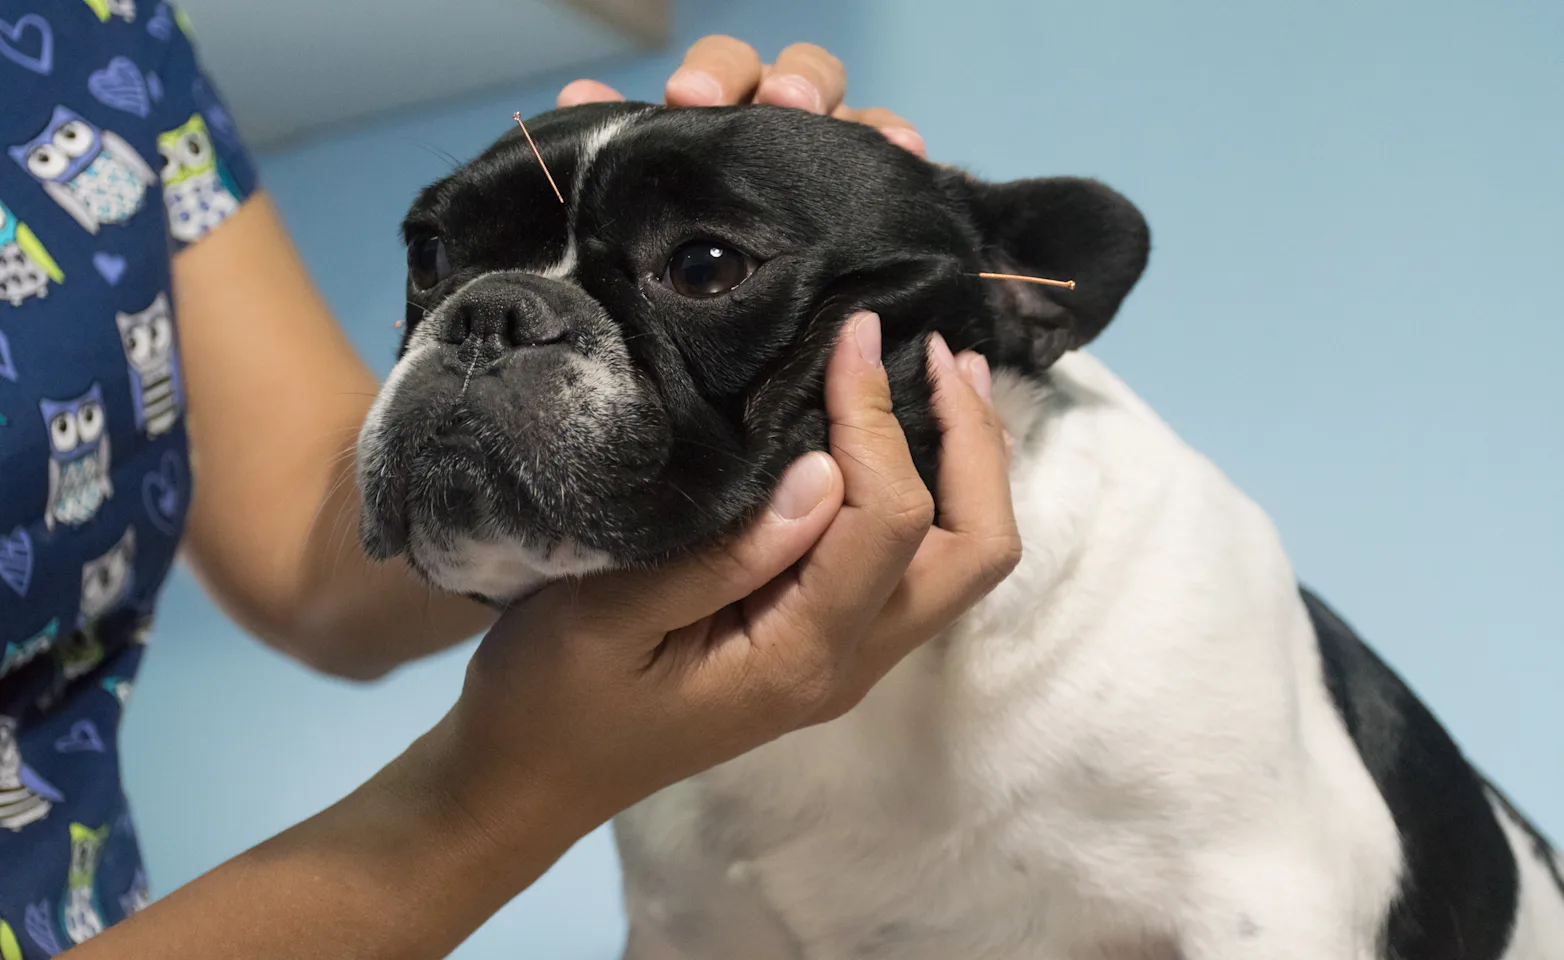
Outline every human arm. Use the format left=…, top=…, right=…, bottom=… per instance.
left=67, top=317, right=1017, bottom=959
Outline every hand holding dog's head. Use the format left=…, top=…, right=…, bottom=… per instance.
left=357, top=102, right=1149, bottom=602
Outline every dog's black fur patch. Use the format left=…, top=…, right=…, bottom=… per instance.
left=1304, top=587, right=1558, bottom=959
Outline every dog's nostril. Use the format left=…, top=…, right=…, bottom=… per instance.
left=504, top=306, right=568, bottom=349
left=505, top=305, right=529, bottom=348
left=446, top=303, right=474, bottom=345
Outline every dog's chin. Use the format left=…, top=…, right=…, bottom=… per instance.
left=408, top=524, right=616, bottom=605
left=385, top=450, right=620, bottom=604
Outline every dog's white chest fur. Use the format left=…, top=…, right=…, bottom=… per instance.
left=614, top=352, right=1435, bottom=959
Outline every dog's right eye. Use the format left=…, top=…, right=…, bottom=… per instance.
left=408, top=236, right=453, bottom=289
left=664, top=242, right=755, bottom=298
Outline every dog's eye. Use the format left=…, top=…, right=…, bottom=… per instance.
left=408, top=236, right=453, bottom=289
left=663, top=242, right=755, bottom=298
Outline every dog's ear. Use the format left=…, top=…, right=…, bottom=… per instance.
left=947, top=173, right=1151, bottom=371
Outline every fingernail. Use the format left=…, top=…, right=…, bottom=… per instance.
left=964, top=353, right=993, bottom=405
left=771, top=452, right=834, bottom=520
left=853, top=311, right=881, bottom=368
left=557, top=79, right=605, bottom=107
left=881, top=126, right=926, bottom=157
left=928, top=332, right=956, bottom=374
left=1002, top=429, right=1015, bottom=465
left=761, top=74, right=824, bottom=112
left=667, top=68, right=723, bottom=105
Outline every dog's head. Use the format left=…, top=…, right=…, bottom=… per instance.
left=357, top=102, right=1149, bottom=603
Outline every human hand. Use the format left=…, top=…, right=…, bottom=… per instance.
left=557, top=36, right=928, bottom=157
left=442, top=313, right=1018, bottom=833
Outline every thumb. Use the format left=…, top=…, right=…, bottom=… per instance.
left=579, top=452, right=844, bottom=634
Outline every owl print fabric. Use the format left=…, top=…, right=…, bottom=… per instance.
left=0, top=1, right=256, bottom=954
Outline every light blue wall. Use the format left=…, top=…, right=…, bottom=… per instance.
left=123, top=0, right=1563, bottom=955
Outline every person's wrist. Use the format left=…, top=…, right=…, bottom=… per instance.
left=379, top=711, right=601, bottom=889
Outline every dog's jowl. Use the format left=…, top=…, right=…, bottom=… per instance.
left=357, top=102, right=1564, bottom=959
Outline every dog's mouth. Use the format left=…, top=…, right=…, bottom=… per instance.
left=373, top=412, right=618, bottom=603
left=412, top=428, right=503, bottom=521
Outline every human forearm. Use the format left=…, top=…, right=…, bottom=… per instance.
left=64, top=719, right=583, bottom=960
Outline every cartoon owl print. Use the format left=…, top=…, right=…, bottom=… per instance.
left=116, top=293, right=182, bottom=437
left=158, top=114, right=239, bottom=244
left=10, top=107, right=156, bottom=235
left=83, top=0, right=137, bottom=23
left=79, top=527, right=135, bottom=627
left=120, top=870, right=150, bottom=917
left=1, top=917, right=21, bottom=960
left=62, top=822, right=110, bottom=944
left=0, top=620, right=59, bottom=679
left=41, top=384, right=113, bottom=531
left=0, top=716, right=54, bottom=832
left=101, top=675, right=133, bottom=708
left=0, top=199, right=64, bottom=307
left=57, top=629, right=106, bottom=683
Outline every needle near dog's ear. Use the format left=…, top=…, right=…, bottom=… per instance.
left=975, top=272, right=1076, bottom=290
left=514, top=112, right=565, bottom=205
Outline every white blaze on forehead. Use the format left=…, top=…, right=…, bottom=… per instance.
left=535, top=112, right=644, bottom=282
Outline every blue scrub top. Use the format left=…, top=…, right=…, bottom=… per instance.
left=1, top=1, right=257, bottom=954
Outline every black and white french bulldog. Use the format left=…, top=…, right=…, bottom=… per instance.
left=357, top=102, right=1564, bottom=959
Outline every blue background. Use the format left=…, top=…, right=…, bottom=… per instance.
left=121, top=0, right=1563, bottom=956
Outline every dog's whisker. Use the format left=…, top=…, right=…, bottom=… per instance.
left=397, top=300, right=434, bottom=331
left=669, top=436, right=750, bottom=463
left=325, top=476, right=366, bottom=570
left=404, top=139, right=464, bottom=173
left=663, top=480, right=704, bottom=514
left=303, top=463, right=365, bottom=578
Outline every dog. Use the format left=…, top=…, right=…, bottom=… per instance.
left=357, top=101, right=1564, bottom=959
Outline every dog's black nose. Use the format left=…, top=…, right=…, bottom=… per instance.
left=443, top=274, right=569, bottom=356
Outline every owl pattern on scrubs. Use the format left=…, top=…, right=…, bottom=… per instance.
left=0, top=2, right=257, bottom=956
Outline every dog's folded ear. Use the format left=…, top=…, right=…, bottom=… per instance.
left=946, top=173, right=1151, bottom=371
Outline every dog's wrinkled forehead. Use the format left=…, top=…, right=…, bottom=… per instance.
left=398, top=103, right=952, bottom=330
